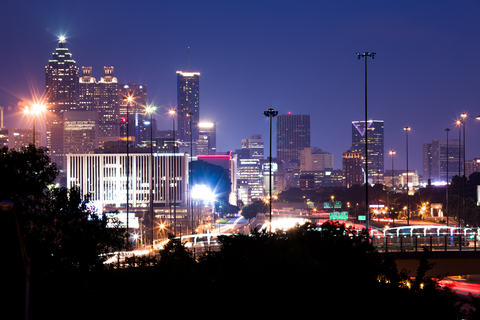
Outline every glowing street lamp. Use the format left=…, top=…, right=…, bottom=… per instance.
left=124, top=94, right=135, bottom=247
left=23, top=103, right=46, bottom=146
left=145, top=104, right=156, bottom=245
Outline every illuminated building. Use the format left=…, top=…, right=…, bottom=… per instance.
left=237, top=158, right=263, bottom=204
left=399, top=171, right=419, bottom=188
left=45, top=36, right=79, bottom=168
left=197, top=121, right=216, bottom=155
left=299, top=169, right=343, bottom=189
left=300, top=147, right=334, bottom=171
left=241, top=134, right=264, bottom=159
left=176, top=71, right=200, bottom=153
left=277, top=114, right=310, bottom=164
left=78, top=66, right=120, bottom=147
left=119, top=84, right=147, bottom=145
left=0, top=128, right=8, bottom=147
left=261, top=161, right=283, bottom=194
left=63, top=111, right=98, bottom=154
left=342, top=149, right=364, bottom=188
left=422, top=139, right=461, bottom=183
left=351, top=120, right=384, bottom=184
left=66, top=153, right=188, bottom=208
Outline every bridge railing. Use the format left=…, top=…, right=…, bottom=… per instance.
left=374, top=234, right=479, bottom=253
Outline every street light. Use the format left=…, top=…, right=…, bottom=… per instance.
left=356, top=51, right=376, bottom=237
left=168, top=108, right=177, bottom=236
left=125, top=94, right=135, bottom=247
left=388, top=150, right=396, bottom=188
left=403, top=126, right=411, bottom=226
left=263, top=107, right=278, bottom=232
left=145, top=104, right=156, bottom=245
left=445, top=128, right=450, bottom=226
left=186, top=112, right=194, bottom=234
left=23, top=103, right=46, bottom=147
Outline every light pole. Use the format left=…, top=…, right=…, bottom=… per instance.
left=356, top=51, right=376, bottom=237
left=388, top=150, right=396, bottom=219
left=263, top=107, right=278, bottom=232
left=456, top=119, right=462, bottom=227
left=125, top=95, right=134, bottom=247
left=403, top=126, right=411, bottom=225
left=23, top=103, right=46, bottom=147
left=445, top=128, right=450, bottom=226
left=461, top=113, right=467, bottom=226
left=169, top=109, right=177, bottom=236
left=186, top=112, right=194, bottom=234
left=145, top=105, right=156, bottom=245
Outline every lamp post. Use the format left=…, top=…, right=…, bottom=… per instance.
left=388, top=150, right=396, bottom=219
left=445, top=128, right=450, bottom=226
left=145, top=105, right=156, bottom=245
left=125, top=95, right=134, bottom=247
left=356, top=51, right=376, bottom=237
left=23, top=103, right=46, bottom=147
left=186, top=112, right=194, bottom=234
left=460, top=113, right=467, bottom=226
left=263, top=107, right=278, bottom=232
left=456, top=119, right=462, bottom=227
left=169, top=109, right=177, bottom=236
left=403, top=126, right=411, bottom=225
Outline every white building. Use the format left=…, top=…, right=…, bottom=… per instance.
left=67, top=153, right=188, bottom=209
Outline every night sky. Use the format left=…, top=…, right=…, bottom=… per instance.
left=2, top=0, right=480, bottom=173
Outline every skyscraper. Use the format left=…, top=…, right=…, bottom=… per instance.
left=197, top=121, right=216, bottom=155
left=176, top=71, right=200, bottom=153
left=342, top=149, right=364, bottom=188
left=78, top=66, right=96, bottom=111
left=351, top=120, right=384, bottom=184
left=422, top=139, right=461, bottom=183
left=300, top=147, right=334, bottom=171
left=276, top=114, right=310, bottom=164
left=45, top=36, right=79, bottom=168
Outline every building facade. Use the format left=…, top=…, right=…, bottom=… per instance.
left=45, top=37, right=79, bottom=168
left=342, top=149, right=364, bottom=188
left=241, top=134, right=264, bottom=159
left=423, top=139, right=461, bottom=183
left=66, top=153, right=188, bottom=209
left=197, top=121, right=216, bottom=155
left=351, top=120, right=384, bottom=184
left=119, top=83, right=147, bottom=146
left=176, top=71, right=200, bottom=153
left=63, top=111, right=98, bottom=154
left=300, top=147, right=334, bottom=171
left=276, top=114, right=310, bottom=164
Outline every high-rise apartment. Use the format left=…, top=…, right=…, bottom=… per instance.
left=176, top=71, right=200, bottom=152
left=45, top=36, right=79, bottom=168
left=351, top=120, right=384, bottom=184
left=276, top=114, right=310, bottom=164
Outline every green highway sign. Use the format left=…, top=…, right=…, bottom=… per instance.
left=358, top=215, right=366, bottom=221
left=330, top=211, right=348, bottom=220
left=334, top=201, right=342, bottom=208
left=323, top=202, right=332, bottom=209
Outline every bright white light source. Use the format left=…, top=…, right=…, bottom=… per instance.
left=58, top=35, right=66, bottom=43
left=191, top=184, right=216, bottom=202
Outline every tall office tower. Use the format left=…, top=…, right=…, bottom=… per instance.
left=45, top=36, right=79, bottom=168
left=176, top=71, right=200, bottom=153
left=63, top=111, right=98, bottom=154
left=276, top=114, right=310, bottom=165
left=342, top=149, right=364, bottom=188
left=351, top=120, right=384, bottom=184
left=78, top=66, right=96, bottom=111
left=300, top=147, right=334, bottom=171
left=241, top=134, right=264, bottom=159
left=96, top=67, right=120, bottom=142
left=0, top=128, right=8, bottom=148
left=197, top=121, right=216, bottom=155
left=119, top=84, right=147, bottom=145
left=422, top=139, right=461, bottom=183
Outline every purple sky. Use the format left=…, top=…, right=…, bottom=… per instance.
left=2, top=0, right=480, bottom=172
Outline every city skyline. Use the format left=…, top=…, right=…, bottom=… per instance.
left=2, top=0, right=480, bottom=172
